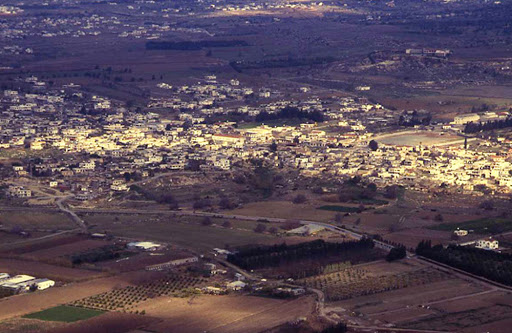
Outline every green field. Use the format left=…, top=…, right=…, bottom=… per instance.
left=23, top=305, right=104, bottom=323
left=429, top=218, right=512, bottom=234
left=317, top=205, right=361, bottom=213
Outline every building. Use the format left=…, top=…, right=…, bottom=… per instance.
left=475, top=238, right=499, bottom=250
left=7, top=186, right=32, bottom=198
left=127, top=241, right=162, bottom=251
left=17, top=278, right=55, bottom=291
left=227, top=281, right=246, bottom=291
left=453, top=114, right=480, bottom=125
left=454, top=228, right=468, bottom=237
left=145, top=256, right=199, bottom=271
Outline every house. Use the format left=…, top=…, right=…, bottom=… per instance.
left=227, top=281, right=246, bottom=291
left=454, top=228, right=468, bottom=237
left=7, top=186, right=32, bottom=198
left=475, top=238, right=499, bottom=250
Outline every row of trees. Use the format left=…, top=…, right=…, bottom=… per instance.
left=464, top=117, right=512, bottom=133
left=70, top=245, right=129, bottom=265
left=227, top=238, right=375, bottom=270
left=416, top=240, right=512, bottom=286
left=255, top=106, right=325, bottom=123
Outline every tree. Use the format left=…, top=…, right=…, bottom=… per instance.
left=269, top=141, right=278, bottom=152
left=222, top=220, right=232, bottom=228
left=368, top=140, right=379, bottom=151
left=386, top=246, right=406, bottom=262
left=201, top=217, right=213, bottom=226
left=254, top=224, right=267, bottom=233
left=292, top=194, right=307, bottom=204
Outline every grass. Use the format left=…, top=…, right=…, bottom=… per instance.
left=85, top=214, right=274, bottom=251
left=428, top=217, right=512, bottom=234
left=317, top=205, right=361, bottom=213
left=352, top=198, right=389, bottom=205
left=23, top=305, right=104, bottom=323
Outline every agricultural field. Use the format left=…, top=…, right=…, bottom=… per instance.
left=0, top=317, right=65, bottom=333
left=0, top=270, right=152, bottom=321
left=0, top=211, right=74, bottom=230
left=429, top=217, right=512, bottom=234
left=323, top=261, right=507, bottom=330
left=401, top=290, right=512, bottom=332
left=133, top=294, right=316, bottom=333
left=228, top=201, right=337, bottom=222
left=0, top=258, right=104, bottom=282
left=23, top=305, right=104, bottom=323
left=70, top=273, right=206, bottom=312
left=83, top=213, right=275, bottom=252
left=299, top=266, right=449, bottom=301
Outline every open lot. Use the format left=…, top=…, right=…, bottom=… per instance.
left=134, top=294, right=315, bottom=333
left=83, top=213, right=276, bottom=252
left=377, top=131, right=463, bottom=147
left=0, top=258, right=105, bottom=282
left=0, top=211, right=73, bottom=231
left=228, top=201, right=336, bottom=222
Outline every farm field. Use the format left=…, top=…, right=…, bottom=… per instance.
left=0, top=270, right=152, bottom=321
left=85, top=216, right=275, bottom=252
left=134, top=294, right=315, bottom=333
left=0, top=317, right=65, bottom=333
left=0, top=258, right=105, bottom=282
left=429, top=217, right=512, bottom=234
left=71, top=274, right=206, bottom=311
left=23, top=305, right=104, bottom=323
left=0, top=211, right=73, bottom=230
left=19, top=239, right=109, bottom=262
left=401, top=290, right=512, bottom=332
left=41, top=312, right=158, bottom=333
left=228, top=200, right=336, bottom=222
left=300, top=265, right=449, bottom=302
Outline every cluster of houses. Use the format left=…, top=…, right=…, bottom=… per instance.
left=3, top=74, right=512, bottom=202
left=0, top=273, right=55, bottom=293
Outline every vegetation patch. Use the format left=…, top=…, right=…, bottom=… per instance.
left=416, top=240, right=512, bottom=286
left=428, top=217, right=512, bottom=234
left=317, top=205, right=361, bottom=213
left=23, top=305, right=104, bottom=323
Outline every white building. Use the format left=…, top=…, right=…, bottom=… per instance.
left=127, top=241, right=162, bottom=251
left=453, top=114, right=480, bottom=125
left=475, top=238, right=499, bottom=250
left=454, top=228, right=468, bottom=237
